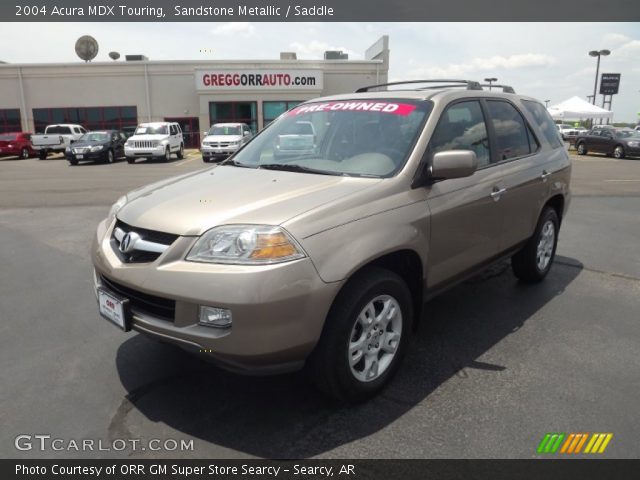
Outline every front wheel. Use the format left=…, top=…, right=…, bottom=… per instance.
left=164, top=147, right=171, bottom=162
left=308, top=267, right=412, bottom=402
left=576, top=142, right=587, bottom=155
left=38, top=150, right=47, bottom=160
left=512, top=207, right=559, bottom=283
left=177, top=143, right=184, bottom=159
left=20, top=148, right=30, bottom=159
left=106, top=150, right=114, bottom=164
left=613, top=145, right=625, bottom=159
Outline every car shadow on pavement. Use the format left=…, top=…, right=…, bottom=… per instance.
left=115, top=256, right=583, bottom=458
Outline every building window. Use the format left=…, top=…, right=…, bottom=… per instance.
left=209, top=102, right=257, bottom=133
left=263, top=101, right=303, bottom=127
left=32, top=106, right=138, bottom=133
left=0, top=109, right=21, bottom=133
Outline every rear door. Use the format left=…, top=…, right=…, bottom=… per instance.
left=424, top=99, right=507, bottom=287
left=485, top=99, right=552, bottom=250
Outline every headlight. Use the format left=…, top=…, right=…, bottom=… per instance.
left=186, top=225, right=306, bottom=265
left=627, top=141, right=639, bottom=147
left=91, top=145, right=104, bottom=152
left=107, top=195, right=127, bottom=223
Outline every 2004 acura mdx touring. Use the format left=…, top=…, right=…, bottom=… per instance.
left=92, top=80, right=571, bottom=401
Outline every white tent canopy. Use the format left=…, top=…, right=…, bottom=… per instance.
left=547, top=96, right=613, bottom=120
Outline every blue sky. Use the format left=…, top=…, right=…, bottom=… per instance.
left=1, top=22, right=639, bottom=122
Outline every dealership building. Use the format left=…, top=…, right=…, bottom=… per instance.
left=0, top=36, right=389, bottom=147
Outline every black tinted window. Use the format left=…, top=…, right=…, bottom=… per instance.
left=47, top=126, right=71, bottom=134
left=429, top=100, right=491, bottom=167
left=522, top=100, right=563, bottom=149
left=487, top=101, right=533, bottom=160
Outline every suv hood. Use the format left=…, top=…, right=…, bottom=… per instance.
left=118, top=166, right=379, bottom=236
left=128, top=134, right=169, bottom=141
left=203, top=135, right=242, bottom=142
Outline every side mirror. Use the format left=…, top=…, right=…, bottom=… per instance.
left=243, top=131, right=250, bottom=136
left=431, top=150, right=478, bottom=180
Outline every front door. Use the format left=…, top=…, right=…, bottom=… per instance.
left=423, top=99, right=505, bottom=288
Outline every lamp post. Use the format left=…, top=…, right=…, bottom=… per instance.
left=484, top=77, right=497, bottom=91
left=588, top=49, right=610, bottom=105
left=545, top=99, right=550, bottom=108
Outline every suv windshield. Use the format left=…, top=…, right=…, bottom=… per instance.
left=228, top=99, right=432, bottom=177
left=79, top=132, right=109, bottom=142
left=135, top=125, right=168, bottom=135
left=209, top=126, right=241, bottom=136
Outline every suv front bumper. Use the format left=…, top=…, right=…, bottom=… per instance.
left=200, top=145, right=239, bottom=161
left=91, top=218, right=341, bottom=374
left=125, top=145, right=166, bottom=158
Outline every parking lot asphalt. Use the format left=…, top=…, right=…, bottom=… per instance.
left=1, top=151, right=639, bottom=459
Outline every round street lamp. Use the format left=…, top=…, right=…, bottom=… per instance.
left=484, top=77, right=498, bottom=91
left=588, top=49, right=610, bottom=105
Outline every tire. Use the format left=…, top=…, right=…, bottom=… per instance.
left=177, top=143, right=184, bottom=159
left=613, top=145, right=625, bottom=159
left=69, top=159, right=78, bottom=166
left=38, top=150, right=47, bottom=160
left=106, top=150, right=114, bottom=164
left=512, top=207, right=560, bottom=283
left=576, top=142, right=587, bottom=155
left=164, top=147, right=171, bottom=162
left=202, top=157, right=209, bottom=163
left=126, top=158, right=135, bottom=164
left=308, top=267, right=413, bottom=402
left=20, top=148, right=30, bottom=159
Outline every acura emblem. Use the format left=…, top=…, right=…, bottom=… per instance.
left=119, top=231, right=140, bottom=253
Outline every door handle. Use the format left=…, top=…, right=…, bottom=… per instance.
left=541, top=170, right=552, bottom=180
left=490, top=187, right=507, bottom=200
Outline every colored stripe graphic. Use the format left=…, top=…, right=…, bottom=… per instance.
left=539, top=433, right=613, bottom=454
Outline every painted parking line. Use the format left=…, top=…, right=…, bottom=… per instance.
left=603, top=179, right=640, bottom=182
left=174, top=155, right=200, bottom=167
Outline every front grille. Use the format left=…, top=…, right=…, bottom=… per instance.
left=73, top=147, right=90, bottom=154
left=131, top=140, right=158, bottom=149
left=101, top=275, right=175, bottom=321
left=204, top=141, right=233, bottom=148
left=111, top=220, right=179, bottom=263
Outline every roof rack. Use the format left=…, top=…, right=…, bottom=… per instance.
left=355, top=79, right=482, bottom=93
left=480, top=84, right=516, bottom=94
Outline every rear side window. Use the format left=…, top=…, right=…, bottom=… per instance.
left=486, top=101, right=536, bottom=160
left=47, top=126, right=72, bottom=134
left=429, top=100, right=491, bottom=168
left=522, top=100, right=563, bottom=149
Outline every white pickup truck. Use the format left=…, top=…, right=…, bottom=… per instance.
left=32, top=124, right=87, bottom=159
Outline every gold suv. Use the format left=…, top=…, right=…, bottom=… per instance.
left=93, top=80, right=571, bottom=401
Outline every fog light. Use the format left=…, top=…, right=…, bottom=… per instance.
left=198, top=306, right=232, bottom=328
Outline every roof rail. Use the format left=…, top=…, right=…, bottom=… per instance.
left=355, top=79, right=482, bottom=93
left=480, top=84, right=516, bottom=94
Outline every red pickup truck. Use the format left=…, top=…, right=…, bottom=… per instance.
left=0, top=132, right=36, bottom=159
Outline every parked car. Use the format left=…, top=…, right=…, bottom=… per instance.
left=92, top=80, right=571, bottom=401
left=31, top=124, right=87, bottom=159
left=124, top=122, right=184, bottom=164
left=65, top=130, right=127, bottom=165
left=200, top=123, right=252, bottom=163
left=0, top=132, right=36, bottom=159
left=274, top=120, right=317, bottom=158
left=576, top=128, right=640, bottom=159
left=634, top=125, right=640, bottom=132
left=556, top=123, right=586, bottom=144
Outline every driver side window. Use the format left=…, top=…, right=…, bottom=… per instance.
left=429, top=101, right=491, bottom=168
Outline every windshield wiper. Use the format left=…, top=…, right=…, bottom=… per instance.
left=258, top=163, right=338, bottom=176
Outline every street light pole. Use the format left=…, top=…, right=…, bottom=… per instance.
left=588, top=49, right=610, bottom=127
left=484, top=77, right=497, bottom=91
left=545, top=99, right=550, bottom=108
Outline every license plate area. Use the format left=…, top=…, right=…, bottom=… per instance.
left=98, top=287, right=131, bottom=331
left=76, top=154, right=84, bottom=159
